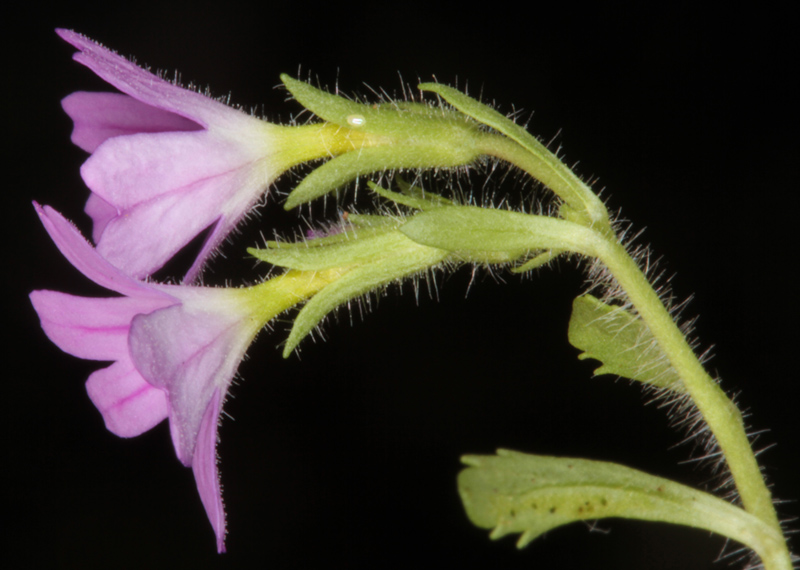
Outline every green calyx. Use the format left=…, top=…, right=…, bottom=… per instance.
left=249, top=214, right=449, bottom=356
left=281, top=75, right=485, bottom=209
left=248, top=179, right=613, bottom=357
left=399, top=206, right=601, bottom=264
left=281, top=77, right=614, bottom=239
left=418, top=82, right=613, bottom=236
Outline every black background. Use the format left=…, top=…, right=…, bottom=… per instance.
left=6, top=3, right=799, bottom=569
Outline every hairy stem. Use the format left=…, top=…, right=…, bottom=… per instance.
left=594, top=238, right=791, bottom=569
left=478, top=125, right=792, bottom=566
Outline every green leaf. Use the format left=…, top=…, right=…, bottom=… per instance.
left=568, top=295, right=683, bottom=391
left=459, top=449, right=783, bottom=558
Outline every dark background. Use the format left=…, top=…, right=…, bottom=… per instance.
left=6, top=3, right=798, bottom=569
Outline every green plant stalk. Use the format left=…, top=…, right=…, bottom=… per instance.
left=593, top=237, right=791, bottom=569
left=473, top=128, right=791, bottom=567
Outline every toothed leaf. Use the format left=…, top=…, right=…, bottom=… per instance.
left=568, top=295, right=683, bottom=390
left=459, top=449, right=782, bottom=555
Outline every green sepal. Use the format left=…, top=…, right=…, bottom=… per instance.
left=368, top=180, right=454, bottom=211
left=281, top=76, right=487, bottom=209
left=283, top=75, right=440, bottom=133
left=418, top=82, right=610, bottom=231
left=568, top=295, right=683, bottom=391
left=283, top=75, right=478, bottom=136
left=459, top=449, right=782, bottom=557
left=399, top=206, right=600, bottom=262
left=283, top=237, right=448, bottom=356
left=248, top=227, right=406, bottom=271
left=396, top=180, right=455, bottom=207
left=511, top=249, right=562, bottom=273
left=285, top=144, right=477, bottom=210
left=344, top=213, right=401, bottom=228
left=418, top=82, right=553, bottom=169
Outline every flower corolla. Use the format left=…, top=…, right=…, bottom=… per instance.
left=58, top=29, right=367, bottom=281
left=29, top=203, right=341, bottom=551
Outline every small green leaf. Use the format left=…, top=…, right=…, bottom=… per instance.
left=459, top=449, right=782, bottom=557
left=568, top=295, right=683, bottom=390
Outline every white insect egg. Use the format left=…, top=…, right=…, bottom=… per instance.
left=346, top=114, right=366, bottom=127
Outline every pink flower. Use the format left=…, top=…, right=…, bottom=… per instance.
left=58, top=29, right=354, bottom=282
left=29, top=203, right=263, bottom=552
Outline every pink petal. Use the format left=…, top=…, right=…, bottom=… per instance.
left=79, top=129, right=262, bottom=278
left=85, top=193, right=117, bottom=243
left=82, top=129, right=255, bottom=208
left=183, top=219, right=228, bottom=283
left=33, top=202, right=174, bottom=300
left=62, top=92, right=202, bottom=153
left=57, top=29, right=287, bottom=280
left=86, top=361, right=169, bottom=437
left=128, top=301, right=245, bottom=465
left=56, top=29, right=256, bottom=132
left=29, top=290, right=172, bottom=360
left=192, top=388, right=226, bottom=553
left=90, top=167, right=249, bottom=280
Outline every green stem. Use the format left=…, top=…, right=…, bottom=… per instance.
left=478, top=127, right=792, bottom=567
left=593, top=238, right=792, bottom=570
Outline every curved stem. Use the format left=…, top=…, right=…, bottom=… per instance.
left=594, top=238, right=792, bottom=570
left=478, top=126, right=793, bottom=567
